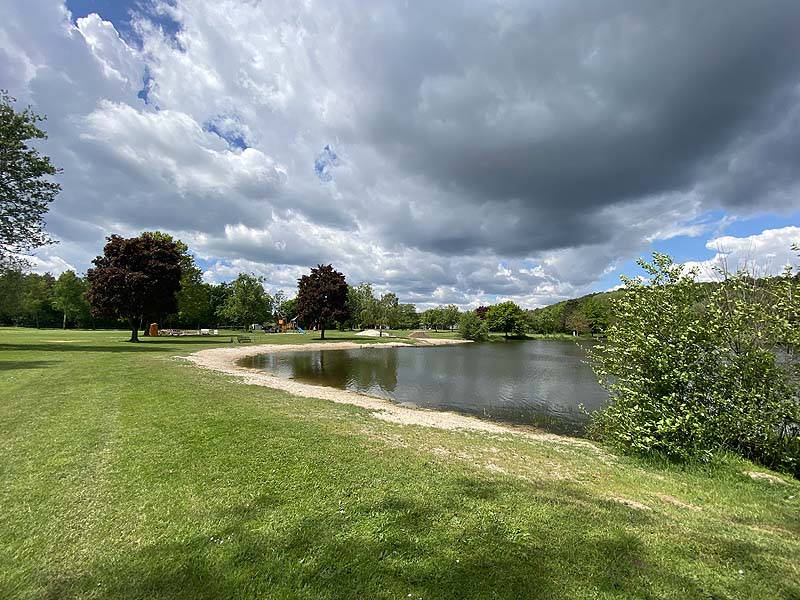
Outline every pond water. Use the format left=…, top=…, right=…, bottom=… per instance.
left=239, top=340, right=607, bottom=435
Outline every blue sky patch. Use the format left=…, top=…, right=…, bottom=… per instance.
left=314, top=144, right=339, bottom=182
left=204, top=120, right=249, bottom=151
left=66, top=0, right=182, bottom=49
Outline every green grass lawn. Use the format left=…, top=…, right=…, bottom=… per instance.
left=0, top=328, right=798, bottom=599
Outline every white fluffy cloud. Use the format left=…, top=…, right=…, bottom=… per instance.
left=3, top=0, right=799, bottom=308
left=81, top=101, right=286, bottom=198
left=684, top=226, right=800, bottom=280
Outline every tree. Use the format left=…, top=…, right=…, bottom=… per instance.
left=216, top=273, right=272, bottom=329
left=360, top=294, right=380, bottom=329
left=86, top=234, right=183, bottom=342
left=485, top=301, right=527, bottom=338
left=20, top=273, right=52, bottom=328
left=141, top=232, right=202, bottom=331
left=52, top=270, right=88, bottom=329
left=564, top=307, right=590, bottom=335
left=583, top=297, right=611, bottom=335
left=459, top=310, right=488, bottom=341
left=378, top=292, right=401, bottom=334
left=346, top=282, right=374, bottom=329
left=296, top=264, right=350, bottom=339
left=208, top=282, right=232, bottom=327
left=176, top=279, right=211, bottom=328
left=0, top=267, right=24, bottom=324
left=0, top=92, right=61, bottom=268
left=271, top=290, right=287, bottom=320
left=441, top=304, right=460, bottom=330
left=421, top=307, right=443, bottom=331
left=589, top=253, right=800, bottom=475
left=530, top=304, right=565, bottom=334
left=281, top=297, right=297, bottom=322
left=475, top=306, right=490, bottom=320
left=396, top=303, right=419, bottom=329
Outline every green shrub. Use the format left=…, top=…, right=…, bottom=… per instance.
left=459, top=310, right=488, bottom=341
left=588, top=253, right=800, bottom=476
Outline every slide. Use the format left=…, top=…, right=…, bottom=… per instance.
left=296, top=326, right=306, bottom=334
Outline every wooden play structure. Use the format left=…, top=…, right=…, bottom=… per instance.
left=277, top=317, right=305, bottom=334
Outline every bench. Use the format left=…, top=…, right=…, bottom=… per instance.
left=236, top=335, right=252, bottom=343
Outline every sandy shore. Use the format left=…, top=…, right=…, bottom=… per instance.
left=183, top=340, right=597, bottom=448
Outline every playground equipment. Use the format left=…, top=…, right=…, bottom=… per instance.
left=277, top=317, right=306, bottom=334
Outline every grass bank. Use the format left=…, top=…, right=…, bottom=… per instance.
left=0, top=328, right=797, bottom=599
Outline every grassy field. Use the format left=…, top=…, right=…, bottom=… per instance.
left=0, top=327, right=798, bottom=599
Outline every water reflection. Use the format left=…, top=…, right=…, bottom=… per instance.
left=240, top=341, right=607, bottom=435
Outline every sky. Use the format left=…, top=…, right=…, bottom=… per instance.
left=2, top=0, right=799, bottom=308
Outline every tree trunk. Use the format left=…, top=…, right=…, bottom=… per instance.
left=63, top=312, right=67, bottom=329
left=128, top=318, right=139, bottom=342
left=320, top=327, right=326, bottom=340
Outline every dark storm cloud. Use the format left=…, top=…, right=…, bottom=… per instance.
left=339, top=0, right=800, bottom=255
left=4, top=0, right=799, bottom=307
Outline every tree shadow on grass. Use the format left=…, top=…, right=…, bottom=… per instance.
left=0, top=360, right=59, bottom=371
left=34, top=477, right=763, bottom=600
left=0, top=340, right=228, bottom=354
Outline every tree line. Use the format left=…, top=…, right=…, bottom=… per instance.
left=0, top=231, right=545, bottom=343
left=525, top=292, right=616, bottom=335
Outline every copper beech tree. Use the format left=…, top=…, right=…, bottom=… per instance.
left=295, top=264, right=350, bottom=339
left=86, top=234, right=183, bottom=342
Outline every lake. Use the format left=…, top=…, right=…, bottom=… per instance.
left=239, top=340, right=607, bottom=434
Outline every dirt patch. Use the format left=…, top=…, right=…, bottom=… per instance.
left=745, top=471, right=789, bottom=485
left=610, top=496, right=651, bottom=511
left=656, top=494, right=702, bottom=511
left=484, top=462, right=507, bottom=474
left=355, top=329, right=394, bottom=338
left=183, top=342, right=597, bottom=451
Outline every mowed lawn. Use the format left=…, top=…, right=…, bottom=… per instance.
left=0, top=328, right=798, bottom=600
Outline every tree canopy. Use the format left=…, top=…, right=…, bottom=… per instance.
left=216, top=273, right=272, bottom=329
left=589, top=253, right=800, bottom=475
left=52, top=270, right=89, bottom=329
left=296, top=264, right=349, bottom=339
left=0, top=91, right=61, bottom=268
left=459, top=310, right=488, bottom=341
left=346, top=282, right=374, bottom=329
left=86, top=234, right=183, bottom=341
left=485, top=301, right=526, bottom=338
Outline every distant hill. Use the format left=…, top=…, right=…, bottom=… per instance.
left=525, top=289, right=623, bottom=335
left=525, top=271, right=796, bottom=335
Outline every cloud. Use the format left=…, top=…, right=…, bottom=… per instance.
left=75, top=13, right=144, bottom=90
left=81, top=101, right=286, bottom=200
left=2, top=0, right=799, bottom=309
left=684, top=226, right=800, bottom=280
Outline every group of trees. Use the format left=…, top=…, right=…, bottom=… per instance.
left=344, top=283, right=419, bottom=333
left=83, top=233, right=314, bottom=341
left=526, top=293, right=613, bottom=335
left=0, top=235, right=295, bottom=338
left=0, top=269, right=93, bottom=329
left=420, top=305, right=460, bottom=331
